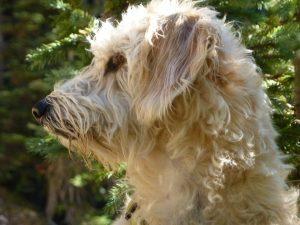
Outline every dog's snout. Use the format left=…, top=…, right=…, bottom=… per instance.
left=32, top=98, right=50, bottom=120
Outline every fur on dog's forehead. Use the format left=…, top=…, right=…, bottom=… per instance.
left=88, top=0, right=217, bottom=59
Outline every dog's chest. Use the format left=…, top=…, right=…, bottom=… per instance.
left=126, top=155, right=207, bottom=225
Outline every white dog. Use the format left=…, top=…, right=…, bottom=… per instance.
left=32, top=1, right=299, bottom=224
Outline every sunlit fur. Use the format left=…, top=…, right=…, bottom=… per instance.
left=41, top=1, right=299, bottom=224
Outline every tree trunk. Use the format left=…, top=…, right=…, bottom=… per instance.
left=46, top=156, right=85, bottom=225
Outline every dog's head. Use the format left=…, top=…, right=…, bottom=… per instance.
left=32, top=0, right=257, bottom=165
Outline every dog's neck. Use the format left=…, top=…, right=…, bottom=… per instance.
left=126, top=147, right=206, bottom=224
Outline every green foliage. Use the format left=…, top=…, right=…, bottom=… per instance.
left=103, top=0, right=147, bottom=17
left=103, top=164, right=128, bottom=216
left=26, top=135, right=65, bottom=160
left=26, top=32, right=87, bottom=69
left=104, top=179, right=129, bottom=217
left=80, top=215, right=111, bottom=225
left=26, top=0, right=94, bottom=71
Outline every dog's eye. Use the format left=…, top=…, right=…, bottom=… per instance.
left=104, top=53, right=126, bottom=75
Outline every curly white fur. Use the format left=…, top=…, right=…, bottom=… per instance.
left=40, top=1, right=299, bottom=224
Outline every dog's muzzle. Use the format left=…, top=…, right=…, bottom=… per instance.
left=32, top=98, right=50, bottom=122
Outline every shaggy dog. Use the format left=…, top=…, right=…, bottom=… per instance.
left=32, top=0, right=299, bottom=224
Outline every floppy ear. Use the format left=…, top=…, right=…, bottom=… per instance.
left=134, top=13, right=220, bottom=124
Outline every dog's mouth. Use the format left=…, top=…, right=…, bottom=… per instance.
left=40, top=114, right=79, bottom=140
left=48, top=126, right=77, bottom=140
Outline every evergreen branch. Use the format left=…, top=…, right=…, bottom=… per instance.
left=44, top=66, right=78, bottom=85
left=104, top=180, right=130, bottom=216
left=26, top=32, right=87, bottom=70
left=26, top=135, right=66, bottom=160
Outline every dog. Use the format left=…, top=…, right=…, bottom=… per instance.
left=32, top=0, right=299, bottom=224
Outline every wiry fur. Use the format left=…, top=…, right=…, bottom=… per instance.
left=39, top=1, right=299, bottom=224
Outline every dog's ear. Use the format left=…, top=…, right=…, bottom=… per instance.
left=134, top=13, right=220, bottom=124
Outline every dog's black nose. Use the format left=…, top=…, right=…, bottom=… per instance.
left=32, top=98, right=50, bottom=120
